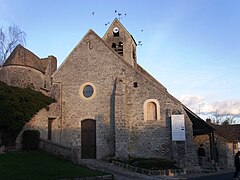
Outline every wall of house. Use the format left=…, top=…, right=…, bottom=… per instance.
left=227, top=143, right=235, bottom=167
left=0, top=50, right=57, bottom=94
left=8, top=29, right=199, bottom=169
left=42, top=56, right=58, bottom=90
left=0, top=65, right=44, bottom=90
left=103, top=19, right=137, bottom=67
left=15, top=102, right=60, bottom=149
left=113, top=63, right=198, bottom=169
left=49, top=30, right=198, bottom=169
left=194, top=134, right=234, bottom=168
left=52, top=31, right=122, bottom=159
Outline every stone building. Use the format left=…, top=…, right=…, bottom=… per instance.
left=1, top=19, right=207, bottom=169
left=0, top=44, right=57, bottom=95
left=194, top=123, right=240, bottom=168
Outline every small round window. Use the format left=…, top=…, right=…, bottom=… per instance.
left=83, top=85, right=94, bottom=98
left=80, top=82, right=96, bottom=100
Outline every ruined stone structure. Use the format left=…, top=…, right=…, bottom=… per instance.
left=0, top=44, right=57, bottom=95
left=1, top=19, right=201, bottom=169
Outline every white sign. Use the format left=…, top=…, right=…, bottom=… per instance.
left=171, top=114, right=186, bottom=141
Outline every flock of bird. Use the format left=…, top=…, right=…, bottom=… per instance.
left=91, top=10, right=143, bottom=46
left=92, top=10, right=127, bottom=24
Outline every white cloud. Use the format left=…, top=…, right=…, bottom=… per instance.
left=180, top=95, right=240, bottom=117
left=210, top=100, right=240, bottom=115
left=179, top=95, right=204, bottom=107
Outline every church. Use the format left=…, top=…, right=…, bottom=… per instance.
left=1, top=19, right=211, bottom=169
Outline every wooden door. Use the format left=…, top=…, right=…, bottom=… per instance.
left=81, top=119, right=96, bottom=159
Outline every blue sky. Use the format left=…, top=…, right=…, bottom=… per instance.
left=1, top=0, right=240, bottom=122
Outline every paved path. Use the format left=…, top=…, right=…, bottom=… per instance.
left=188, top=172, right=235, bottom=180
left=174, top=168, right=234, bottom=180
left=78, top=159, right=235, bottom=180
left=78, top=159, right=169, bottom=180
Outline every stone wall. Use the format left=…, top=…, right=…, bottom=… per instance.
left=15, top=102, right=60, bottom=149
left=49, top=29, right=198, bottom=168
left=103, top=19, right=137, bottom=67
left=9, top=26, right=199, bottom=169
left=0, top=45, right=57, bottom=93
left=194, top=134, right=234, bottom=168
left=52, top=31, right=126, bottom=159
left=42, top=56, right=57, bottom=90
left=1, top=23, right=200, bottom=169
left=0, top=66, right=44, bottom=90
left=111, top=60, right=198, bottom=169
left=39, top=138, right=75, bottom=160
left=227, top=143, right=235, bottom=167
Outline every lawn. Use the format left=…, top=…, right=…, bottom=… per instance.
left=0, top=151, right=107, bottom=180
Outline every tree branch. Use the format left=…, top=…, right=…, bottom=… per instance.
left=0, top=25, right=26, bottom=66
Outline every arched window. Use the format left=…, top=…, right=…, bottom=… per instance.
left=143, top=99, right=160, bottom=121
left=119, top=42, right=123, bottom=48
left=117, top=42, right=123, bottom=56
left=147, top=102, right=157, bottom=120
left=113, top=31, right=119, bottom=37
left=44, top=80, right=47, bottom=88
left=112, top=43, right=116, bottom=48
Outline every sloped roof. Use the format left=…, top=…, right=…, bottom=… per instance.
left=55, top=29, right=170, bottom=96
left=102, top=19, right=167, bottom=93
left=55, top=21, right=212, bottom=135
left=207, top=123, right=240, bottom=142
left=40, top=57, right=52, bottom=71
left=183, top=106, right=215, bottom=136
left=3, top=44, right=45, bottom=73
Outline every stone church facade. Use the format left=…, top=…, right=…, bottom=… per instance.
left=1, top=19, right=200, bottom=169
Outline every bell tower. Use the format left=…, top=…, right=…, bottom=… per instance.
left=103, top=19, right=137, bottom=67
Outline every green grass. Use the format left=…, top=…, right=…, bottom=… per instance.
left=0, top=151, right=107, bottom=180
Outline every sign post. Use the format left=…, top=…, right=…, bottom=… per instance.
left=171, top=114, right=186, bottom=141
left=171, top=114, right=187, bottom=172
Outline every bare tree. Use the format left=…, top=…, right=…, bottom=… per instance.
left=221, top=115, right=236, bottom=125
left=210, top=112, right=236, bottom=125
left=0, top=25, right=26, bottom=66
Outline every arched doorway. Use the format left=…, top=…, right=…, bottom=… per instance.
left=81, top=119, right=96, bottom=159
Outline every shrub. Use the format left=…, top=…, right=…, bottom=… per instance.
left=22, top=130, right=40, bottom=150
left=0, top=81, right=55, bottom=146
